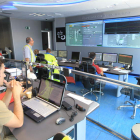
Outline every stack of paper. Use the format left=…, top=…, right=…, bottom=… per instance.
left=5, top=68, right=22, bottom=76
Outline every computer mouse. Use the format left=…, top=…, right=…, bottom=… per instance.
left=56, top=117, right=65, bottom=125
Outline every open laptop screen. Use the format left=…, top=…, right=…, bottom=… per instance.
left=38, top=79, right=65, bottom=107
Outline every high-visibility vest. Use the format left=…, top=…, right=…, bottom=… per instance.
left=23, top=45, right=35, bottom=62
left=44, top=53, right=60, bottom=81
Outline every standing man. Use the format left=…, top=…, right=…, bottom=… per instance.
left=23, top=37, right=36, bottom=71
left=0, top=58, right=23, bottom=139
left=89, top=52, right=104, bottom=76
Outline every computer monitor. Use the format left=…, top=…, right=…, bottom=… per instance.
left=103, top=53, right=117, bottom=63
left=118, top=54, right=133, bottom=65
left=95, top=53, right=102, bottom=61
left=51, top=51, right=57, bottom=57
left=58, top=50, right=67, bottom=58
left=39, top=50, right=46, bottom=54
left=71, top=52, right=80, bottom=61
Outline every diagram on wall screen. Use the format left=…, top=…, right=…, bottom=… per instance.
left=66, top=20, right=103, bottom=47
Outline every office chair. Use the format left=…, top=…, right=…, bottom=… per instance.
left=36, top=53, right=48, bottom=64
left=35, top=53, right=48, bottom=79
left=117, top=88, right=140, bottom=119
left=53, top=132, right=72, bottom=140
left=79, top=62, right=104, bottom=101
left=61, top=68, right=76, bottom=93
left=51, top=73, right=67, bottom=90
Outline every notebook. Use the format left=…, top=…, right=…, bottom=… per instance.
left=22, top=78, right=65, bottom=123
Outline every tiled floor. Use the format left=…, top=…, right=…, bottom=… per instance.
left=67, top=74, right=140, bottom=140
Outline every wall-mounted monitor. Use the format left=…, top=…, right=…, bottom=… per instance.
left=103, top=17, right=140, bottom=48
left=118, top=54, right=133, bottom=65
left=71, top=52, right=80, bottom=61
left=58, top=50, right=67, bottom=58
left=66, top=20, right=103, bottom=47
left=51, top=51, right=57, bottom=57
left=103, top=53, right=117, bottom=63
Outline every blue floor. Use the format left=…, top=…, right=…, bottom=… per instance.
left=67, top=74, right=140, bottom=140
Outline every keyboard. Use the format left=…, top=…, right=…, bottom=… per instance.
left=23, top=98, right=56, bottom=117
left=64, top=61, right=76, bottom=64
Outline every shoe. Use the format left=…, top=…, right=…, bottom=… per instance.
left=53, top=132, right=72, bottom=140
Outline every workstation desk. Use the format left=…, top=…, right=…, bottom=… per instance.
left=58, top=61, right=131, bottom=97
left=9, top=91, right=99, bottom=140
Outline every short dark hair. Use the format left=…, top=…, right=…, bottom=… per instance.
left=46, top=48, right=51, bottom=53
left=0, top=58, right=4, bottom=70
left=26, top=37, right=31, bottom=43
left=89, top=52, right=96, bottom=59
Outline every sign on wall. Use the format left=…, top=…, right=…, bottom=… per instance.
left=56, top=27, right=66, bottom=42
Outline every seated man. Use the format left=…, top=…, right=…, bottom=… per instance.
left=0, top=58, right=23, bottom=140
left=34, top=49, right=39, bottom=56
left=44, top=48, right=59, bottom=75
left=89, top=52, right=104, bottom=76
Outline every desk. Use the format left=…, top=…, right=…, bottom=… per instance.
left=9, top=91, right=99, bottom=140
left=58, top=61, right=130, bottom=97
left=58, top=60, right=79, bottom=68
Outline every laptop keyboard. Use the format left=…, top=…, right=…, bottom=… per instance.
left=23, top=98, right=57, bottom=117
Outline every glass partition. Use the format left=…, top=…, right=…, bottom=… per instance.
left=4, top=58, right=140, bottom=139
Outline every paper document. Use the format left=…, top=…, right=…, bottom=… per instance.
left=102, top=68, right=109, bottom=72
left=0, top=86, right=6, bottom=91
left=113, top=68, right=121, bottom=71
left=5, top=68, right=22, bottom=76
left=67, top=93, right=93, bottom=105
left=119, top=70, right=130, bottom=73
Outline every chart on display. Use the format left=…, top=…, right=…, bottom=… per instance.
left=103, top=17, right=140, bottom=48
left=66, top=20, right=103, bottom=47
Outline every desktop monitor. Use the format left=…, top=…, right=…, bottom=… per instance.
left=51, top=51, right=57, bottom=57
left=95, top=53, right=102, bottom=61
left=39, top=50, right=46, bottom=54
left=58, top=50, right=67, bottom=58
left=118, top=54, right=133, bottom=65
left=103, top=53, right=117, bottom=63
left=71, top=52, right=80, bottom=61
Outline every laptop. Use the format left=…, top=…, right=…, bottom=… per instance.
left=22, top=78, right=65, bottom=123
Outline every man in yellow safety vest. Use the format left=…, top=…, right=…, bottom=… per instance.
left=23, top=37, right=36, bottom=71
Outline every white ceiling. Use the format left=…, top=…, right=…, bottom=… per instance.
left=0, top=0, right=140, bottom=20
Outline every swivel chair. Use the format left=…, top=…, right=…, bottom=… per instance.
left=36, top=53, right=48, bottom=64
left=79, top=62, right=104, bottom=101
left=117, top=88, right=140, bottom=119
left=35, top=53, right=48, bottom=79
left=53, top=132, right=72, bottom=140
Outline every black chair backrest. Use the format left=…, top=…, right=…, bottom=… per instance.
left=80, top=62, right=96, bottom=74
left=36, top=54, right=48, bottom=64
left=37, top=53, right=44, bottom=59
left=79, top=63, right=97, bottom=89
left=37, top=67, right=49, bottom=80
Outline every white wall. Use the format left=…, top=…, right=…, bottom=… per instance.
left=10, top=18, right=42, bottom=60
left=53, top=18, right=66, bottom=50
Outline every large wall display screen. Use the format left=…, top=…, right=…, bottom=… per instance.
left=103, top=17, right=140, bottom=48
left=66, top=20, right=103, bottom=47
